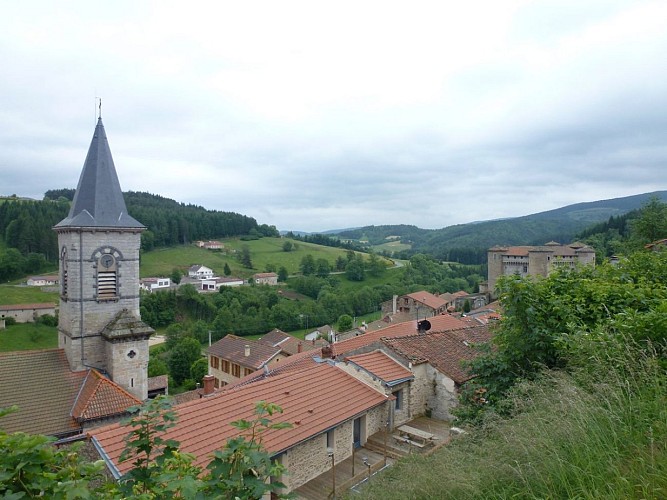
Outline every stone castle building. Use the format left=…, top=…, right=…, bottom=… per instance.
left=484, top=241, right=596, bottom=297
left=54, top=117, right=153, bottom=400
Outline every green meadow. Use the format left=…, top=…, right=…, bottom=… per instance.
left=140, top=237, right=385, bottom=279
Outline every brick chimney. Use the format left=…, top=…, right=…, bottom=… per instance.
left=321, top=344, right=333, bottom=359
left=244, top=344, right=250, bottom=357
left=202, top=374, right=215, bottom=396
left=297, top=342, right=303, bottom=353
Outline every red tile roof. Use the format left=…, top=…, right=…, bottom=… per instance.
left=0, top=303, right=56, bottom=311
left=71, top=370, right=141, bottom=421
left=90, top=360, right=389, bottom=475
left=0, top=349, right=84, bottom=436
left=345, top=350, right=413, bottom=385
left=148, top=375, right=169, bottom=391
left=258, top=329, right=325, bottom=355
left=0, top=348, right=139, bottom=437
left=405, top=291, right=448, bottom=310
left=382, top=326, right=492, bottom=384
left=331, top=314, right=467, bottom=357
left=208, top=334, right=282, bottom=370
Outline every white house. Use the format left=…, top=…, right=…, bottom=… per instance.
left=253, top=272, right=278, bottom=285
left=201, top=276, right=244, bottom=291
left=188, top=265, right=214, bottom=279
left=26, top=275, right=59, bottom=286
left=140, top=277, right=171, bottom=292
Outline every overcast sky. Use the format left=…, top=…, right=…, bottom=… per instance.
left=2, top=1, right=666, bottom=232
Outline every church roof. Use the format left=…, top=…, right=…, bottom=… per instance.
left=101, top=309, right=154, bottom=341
left=54, top=118, right=143, bottom=229
left=0, top=349, right=139, bottom=437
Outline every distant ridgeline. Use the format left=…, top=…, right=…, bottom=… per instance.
left=0, top=189, right=276, bottom=262
left=336, top=191, right=667, bottom=264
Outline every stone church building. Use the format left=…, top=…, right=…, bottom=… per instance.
left=0, top=118, right=153, bottom=438
left=54, top=117, right=154, bottom=400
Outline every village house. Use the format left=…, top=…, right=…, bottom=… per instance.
left=207, top=334, right=287, bottom=387
left=188, top=264, right=214, bottom=279
left=200, top=276, right=244, bottom=291
left=0, top=302, right=57, bottom=323
left=253, top=271, right=279, bottom=285
left=195, top=240, right=224, bottom=250
left=383, top=291, right=450, bottom=319
left=646, top=238, right=667, bottom=251
left=482, top=241, right=596, bottom=297
left=258, top=328, right=327, bottom=355
left=139, top=277, right=171, bottom=292
left=90, top=359, right=392, bottom=494
left=26, top=274, right=59, bottom=286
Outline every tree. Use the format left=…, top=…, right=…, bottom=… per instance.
left=239, top=245, right=253, bottom=269
left=190, top=357, right=209, bottom=385
left=631, top=196, right=667, bottom=244
left=299, top=254, right=316, bottom=276
left=168, top=337, right=203, bottom=386
left=315, top=258, right=331, bottom=277
left=170, top=267, right=182, bottom=285
left=0, top=406, right=106, bottom=498
left=345, top=255, right=366, bottom=281
left=277, top=266, right=288, bottom=282
left=335, top=255, right=347, bottom=271
left=282, top=241, right=293, bottom=252
left=337, top=314, right=353, bottom=332
left=224, top=262, right=232, bottom=276
left=117, top=396, right=200, bottom=498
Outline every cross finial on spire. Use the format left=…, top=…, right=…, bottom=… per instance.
left=98, top=98, right=102, bottom=120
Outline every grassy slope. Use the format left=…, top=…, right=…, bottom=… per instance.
left=0, top=285, right=58, bottom=305
left=355, top=349, right=667, bottom=500
left=140, top=237, right=361, bottom=279
left=0, top=323, right=57, bottom=352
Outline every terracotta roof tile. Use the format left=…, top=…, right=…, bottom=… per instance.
left=148, top=375, right=169, bottom=391
left=345, top=350, right=413, bottom=385
left=0, top=303, right=56, bottom=311
left=71, top=370, right=141, bottom=421
left=0, top=349, right=84, bottom=436
left=405, top=291, right=448, bottom=310
left=382, top=326, right=492, bottom=384
left=208, top=334, right=282, bottom=369
left=331, top=314, right=467, bottom=357
left=90, top=361, right=389, bottom=476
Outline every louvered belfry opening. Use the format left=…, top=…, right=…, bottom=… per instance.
left=97, top=254, right=118, bottom=300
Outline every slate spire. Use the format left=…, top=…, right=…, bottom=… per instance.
left=55, top=118, right=143, bottom=228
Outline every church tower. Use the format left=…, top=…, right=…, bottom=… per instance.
left=54, top=117, right=153, bottom=400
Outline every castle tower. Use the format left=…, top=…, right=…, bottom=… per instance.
left=54, top=118, right=153, bottom=400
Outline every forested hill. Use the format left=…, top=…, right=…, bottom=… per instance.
left=337, top=191, right=667, bottom=262
left=0, top=190, right=276, bottom=261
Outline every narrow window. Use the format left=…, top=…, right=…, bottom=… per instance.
left=60, top=247, right=68, bottom=299
left=327, top=429, right=335, bottom=449
left=393, top=389, right=403, bottom=410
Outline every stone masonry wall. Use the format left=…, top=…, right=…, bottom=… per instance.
left=105, top=337, right=150, bottom=400
left=57, top=228, right=142, bottom=373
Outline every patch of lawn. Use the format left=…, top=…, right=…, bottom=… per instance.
left=0, top=285, right=58, bottom=305
left=0, top=323, right=58, bottom=352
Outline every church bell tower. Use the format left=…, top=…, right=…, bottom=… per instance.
left=54, top=117, right=153, bottom=400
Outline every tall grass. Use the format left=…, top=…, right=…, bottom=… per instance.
left=356, top=340, right=667, bottom=499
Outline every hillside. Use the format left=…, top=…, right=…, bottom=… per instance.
left=337, top=191, right=667, bottom=261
